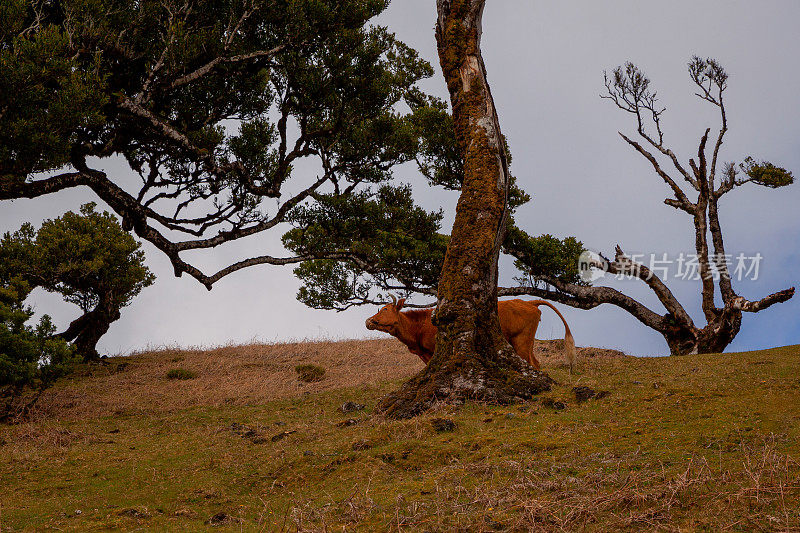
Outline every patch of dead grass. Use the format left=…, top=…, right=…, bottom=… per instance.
left=31, top=338, right=425, bottom=421
left=32, top=338, right=617, bottom=422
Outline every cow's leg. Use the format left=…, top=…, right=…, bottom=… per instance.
left=529, top=339, right=541, bottom=370
left=525, top=314, right=542, bottom=370
left=506, top=332, right=536, bottom=370
left=529, top=311, right=542, bottom=369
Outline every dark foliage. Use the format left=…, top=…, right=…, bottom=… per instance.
left=0, top=0, right=445, bottom=290
left=0, top=204, right=154, bottom=359
left=0, top=278, right=78, bottom=421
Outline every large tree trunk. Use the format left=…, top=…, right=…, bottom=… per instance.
left=663, top=312, right=741, bottom=356
left=378, top=0, right=551, bottom=419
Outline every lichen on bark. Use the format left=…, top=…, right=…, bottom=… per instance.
left=377, top=0, right=551, bottom=419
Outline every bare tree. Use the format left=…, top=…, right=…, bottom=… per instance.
left=507, top=58, right=794, bottom=355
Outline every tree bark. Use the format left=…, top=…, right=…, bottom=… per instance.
left=378, top=0, right=551, bottom=419
left=57, top=297, right=121, bottom=360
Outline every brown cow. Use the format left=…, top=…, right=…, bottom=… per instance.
left=365, top=296, right=576, bottom=370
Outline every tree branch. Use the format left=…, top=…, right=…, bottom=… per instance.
left=174, top=173, right=330, bottom=251
left=1, top=172, right=90, bottom=199
left=707, top=193, right=737, bottom=304
left=729, top=288, right=795, bottom=313
left=606, top=245, right=695, bottom=328
left=498, top=285, right=599, bottom=310
left=619, top=133, right=694, bottom=212
left=710, top=99, right=727, bottom=183
left=508, top=275, right=673, bottom=334
left=169, top=44, right=288, bottom=90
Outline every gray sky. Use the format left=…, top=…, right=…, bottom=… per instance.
left=2, top=0, right=799, bottom=356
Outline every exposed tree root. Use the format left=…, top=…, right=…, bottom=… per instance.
left=377, top=346, right=552, bottom=419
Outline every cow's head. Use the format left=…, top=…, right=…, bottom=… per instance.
left=365, top=295, right=406, bottom=334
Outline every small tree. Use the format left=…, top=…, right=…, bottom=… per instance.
left=0, top=204, right=155, bottom=359
left=0, top=277, right=78, bottom=421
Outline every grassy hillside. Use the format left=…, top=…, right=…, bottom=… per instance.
left=1, top=339, right=798, bottom=532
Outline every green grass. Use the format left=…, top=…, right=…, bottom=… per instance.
left=294, top=364, right=326, bottom=383
left=166, top=368, right=198, bottom=380
left=1, top=345, right=799, bottom=531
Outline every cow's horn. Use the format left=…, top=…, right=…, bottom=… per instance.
left=389, top=294, right=397, bottom=306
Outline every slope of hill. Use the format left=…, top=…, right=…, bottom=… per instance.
left=1, top=339, right=798, bottom=531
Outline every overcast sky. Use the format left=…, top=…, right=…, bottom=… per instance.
left=2, top=0, right=798, bottom=356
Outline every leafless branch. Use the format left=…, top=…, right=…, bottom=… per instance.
left=730, top=288, right=796, bottom=313
left=607, top=246, right=695, bottom=327
left=619, top=133, right=694, bottom=212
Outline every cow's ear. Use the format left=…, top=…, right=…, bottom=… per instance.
left=396, top=298, right=406, bottom=311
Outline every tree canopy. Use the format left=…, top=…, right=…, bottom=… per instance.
left=0, top=0, right=573, bottom=314
left=0, top=0, right=443, bottom=288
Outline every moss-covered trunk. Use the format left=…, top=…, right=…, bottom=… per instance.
left=378, top=0, right=551, bottom=419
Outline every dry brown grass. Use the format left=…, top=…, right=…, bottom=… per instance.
left=32, top=338, right=424, bottom=420
left=33, top=338, right=615, bottom=421
left=536, top=339, right=629, bottom=361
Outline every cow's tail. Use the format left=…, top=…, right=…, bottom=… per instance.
left=529, top=300, right=576, bottom=372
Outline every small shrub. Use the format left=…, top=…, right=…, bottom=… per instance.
left=166, top=368, right=197, bottom=380
left=295, top=364, right=326, bottom=383
left=1, top=277, right=79, bottom=422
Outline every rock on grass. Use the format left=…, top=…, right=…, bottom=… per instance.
left=541, top=398, right=567, bottom=410
left=340, top=401, right=365, bottom=413
left=431, top=418, right=456, bottom=432
left=572, top=386, right=610, bottom=403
